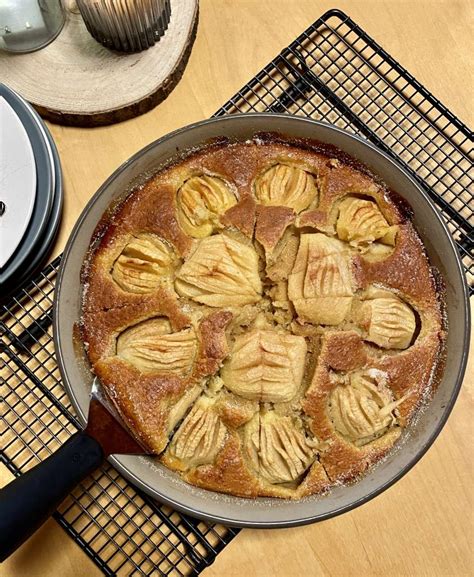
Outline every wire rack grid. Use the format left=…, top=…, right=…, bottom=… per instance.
left=1, top=8, right=473, bottom=577
left=217, top=9, right=473, bottom=290
left=1, top=258, right=239, bottom=576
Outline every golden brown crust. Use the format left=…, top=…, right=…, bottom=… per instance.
left=81, top=136, right=445, bottom=499
left=358, top=225, right=438, bottom=302
left=196, top=310, right=233, bottom=374
left=255, top=205, right=295, bottom=252
left=220, top=196, right=256, bottom=238
left=180, top=434, right=262, bottom=498
left=94, top=357, right=175, bottom=453
left=82, top=288, right=190, bottom=363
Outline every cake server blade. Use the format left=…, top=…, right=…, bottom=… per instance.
left=0, top=377, right=152, bottom=561
left=85, top=377, right=149, bottom=457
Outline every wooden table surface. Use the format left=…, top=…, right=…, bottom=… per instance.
left=1, top=1, right=472, bottom=576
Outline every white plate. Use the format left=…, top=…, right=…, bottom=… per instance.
left=0, top=95, right=37, bottom=268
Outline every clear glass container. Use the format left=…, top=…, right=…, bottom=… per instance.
left=0, top=0, right=65, bottom=53
left=76, top=0, right=171, bottom=53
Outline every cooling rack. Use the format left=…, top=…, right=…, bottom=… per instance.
left=1, top=8, right=472, bottom=577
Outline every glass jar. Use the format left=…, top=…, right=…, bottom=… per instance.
left=0, top=0, right=65, bottom=53
left=76, top=0, right=171, bottom=53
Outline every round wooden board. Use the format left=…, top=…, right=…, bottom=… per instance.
left=0, top=0, right=198, bottom=126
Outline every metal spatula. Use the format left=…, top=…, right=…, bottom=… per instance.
left=0, top=379, right=151, bottom=561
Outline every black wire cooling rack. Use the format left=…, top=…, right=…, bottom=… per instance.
left=1, top=8, right=473, bottom=577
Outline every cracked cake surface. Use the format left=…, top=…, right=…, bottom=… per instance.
left=81, top=135, right=446, bottom=499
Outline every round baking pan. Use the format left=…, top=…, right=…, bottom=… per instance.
left=0, top=84, right=55, bottom=287
left=54, top=114, right=470, bottom=528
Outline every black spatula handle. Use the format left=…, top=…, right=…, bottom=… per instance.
left=0, top=431, right=103, bottom=561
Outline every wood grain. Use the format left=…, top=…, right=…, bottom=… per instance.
left=1, top=1, right=472, bottom=576
left=0, top=0, right=198, bottom=126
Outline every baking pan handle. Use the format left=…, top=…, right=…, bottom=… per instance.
left=0, top=431, right=103, bottom=561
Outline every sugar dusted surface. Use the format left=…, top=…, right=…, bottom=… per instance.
left=81, top=135, right=446, bottom=501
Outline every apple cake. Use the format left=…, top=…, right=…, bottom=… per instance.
left=81, top=134, right=446, bottom=499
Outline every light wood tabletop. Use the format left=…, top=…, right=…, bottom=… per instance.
left=1, top=1, right=472, bottom=576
